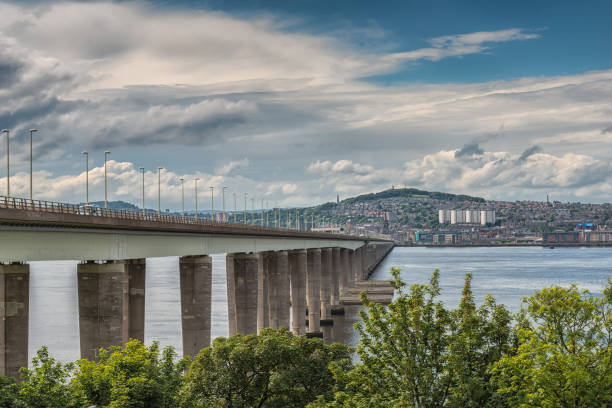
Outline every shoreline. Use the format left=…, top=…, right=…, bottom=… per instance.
left=395, top=243, right=612, bottom=248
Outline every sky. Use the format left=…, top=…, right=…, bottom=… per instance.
left=1, top=0, right=612, bottom=210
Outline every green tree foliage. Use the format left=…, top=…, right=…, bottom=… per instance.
left=0, top=375, right=19, bottom=407
left=16, top=346, right=75, bottom=408
left=491, top=280, right=612, bottom=407
left=71, top=339, right=189, bottom=408
left=179, top=328, right=351, bottom=408
left=313, top=268, right=513, bottom=408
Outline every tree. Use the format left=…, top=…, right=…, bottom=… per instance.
left=491, top=280, right=612, bottom=407
left=180, top=328, right=352, bottom=408
left=313, top=268, right=512, bottom=408
left=71, top=339, right=189, bottom=408
left=0, top=375, right=19, bottom=408
left=16, top=346, right=75, bottom=408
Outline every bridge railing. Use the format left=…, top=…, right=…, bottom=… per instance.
left=0, top=196, right=354, bottom=237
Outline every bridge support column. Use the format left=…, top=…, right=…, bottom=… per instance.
left=289, top=250, right=307, bottom=335
left=320, top=248, right=333, bottom=324
left=340, top=248, right=352, bottom=294
left=266, top=251, right=290, bottom=330
left=364, top=244, right=376, bottom=277
left=306, top=249, right=322, bottom=334
left=227, top=253, right=259, bottom=336
left=77, top=259, right=146, bottom=361
left=257, top=254, right=269, bottom=333
left=352, top=247, right=363, bottom=282
left=330, top=248, right=343, bottom=314
left=179, top=255, right=212, bottom=357
left=0, top=263, right=29, bottom=379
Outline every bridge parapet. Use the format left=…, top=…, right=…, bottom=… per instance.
left=0, top=196, right=371, bottom=241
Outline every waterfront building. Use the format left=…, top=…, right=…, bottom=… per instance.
left=480, top=210, right=496, bottom=226
left=438, top=209, right=451, bottom=224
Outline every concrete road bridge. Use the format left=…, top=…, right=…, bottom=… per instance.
left=0, top=196, right=394, bottom=378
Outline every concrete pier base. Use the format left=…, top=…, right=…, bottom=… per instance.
left=257, top=254, right=269, bottom=333
left=306, top=249, right=322, bottom=334
left=77, top=259, right=146, bottom=361
left=227, top=253, right=259, bottom=335
left=289, top=250, right=307, bottom=335
left=179, top=255, right=212, bottom=357
left=352, top=247, right=363, bottom=282
left=266, top=251, right=290, bottom=330
left=330, top=248, right=343, bottom=314
left=320, top=248, right=333, bottom=324
left=0, top=263, right=29, bottom=379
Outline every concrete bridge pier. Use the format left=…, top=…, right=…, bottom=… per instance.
left=306, top=248, right=322, bottom=334
left=289, top=250, right=307, bottom=335
left=226, top=253, right=259, bottom=336
left=352, top=247, right=364, bottom=282
left=257, top=253, right=270, bottom=333
left=179, top=255, right=212, bottom=357
left=364, top=244, right=377, bottom=277
left=330, top=248, right=343, bottom=314
left=0, top=263, right=29, bottom=379
left=320, top=248, right=333, bottom=324
left=264, top=251, right=290, bottom=330
left=77, top=259, right=146, bottom=361
left=339, top=248, right=352, bottom=295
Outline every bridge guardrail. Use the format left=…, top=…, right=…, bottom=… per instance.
left=0, top=196, right=372, bottom=240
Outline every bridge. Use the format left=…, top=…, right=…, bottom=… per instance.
left=0, top=196, right=394, bottom=378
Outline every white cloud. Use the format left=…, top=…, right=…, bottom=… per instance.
left=306, top=150, right=612, bottom=203
left=216, top=158, right=249, bottom=176
left=384, top=28, right=539, bottom=63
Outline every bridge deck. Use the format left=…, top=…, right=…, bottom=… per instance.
left=0, top=196, right=368, bottom=241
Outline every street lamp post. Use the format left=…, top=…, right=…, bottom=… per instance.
left=261, top=198, right=264, bottom=226
left=275, top=203, right=279, bottom=228
left=139, top=166, right=145, bottom=216
left=104, top=151, right=111, bottom=208
left=157, top=167, right=164, bottom=217
left=29, top=129, right=37, bottom=201
left=82, top=151, right=89, bottom=205
left=251, top=198, right=254, bottom=225
left=233, top=192, right=237, bottom=223
left=194, top=178, right=200, bottom=220
left=222, top=186, right=227, bottom=223
left=243, top=193, right=247, bottom=224
left=210, top=186, right=214, bottom=222
left=2, top=129, right=9, bottom=197
left=180, top=177, right=185, bottom=219
left=266, top=201, right=269, bottom=227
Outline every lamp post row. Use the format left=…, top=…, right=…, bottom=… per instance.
left=1, top=128, right=307, bottom=229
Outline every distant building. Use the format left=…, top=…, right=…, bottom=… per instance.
left=480, top=210, right=495, bottom=226
left=439, top=209, right=495, bottom=226
left=438, top=209, right=451, bottom=223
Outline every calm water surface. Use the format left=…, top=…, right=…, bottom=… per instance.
left=28, top=247, right=611, bottom=364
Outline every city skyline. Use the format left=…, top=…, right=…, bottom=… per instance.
left=1, top=0, right=612, bottom=208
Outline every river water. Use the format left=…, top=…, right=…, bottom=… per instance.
left=28, top=247, right=611, bottom=364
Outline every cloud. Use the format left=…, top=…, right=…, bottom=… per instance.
left=401, top=149, right=612, bottom=196
left=305, top=147, right=612, bottom=203
left=384, top=28, right=539, bottom=63
left=216, top=158, right=249, bottom=176
left=455, top=142, right=484, bottom=158
left=518, top=145, right=542, bottom=161
left=264, top=183, right=299, bottom=196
